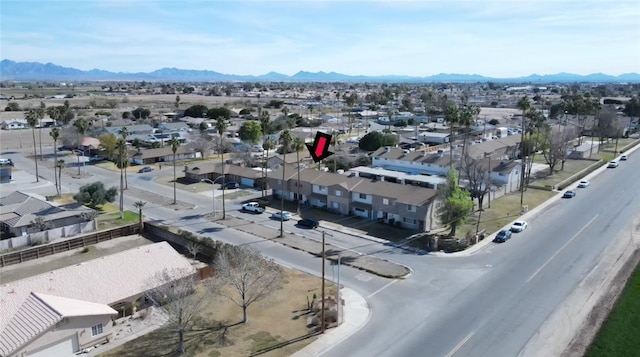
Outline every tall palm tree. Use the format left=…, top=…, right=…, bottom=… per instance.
left=120, top=127, right=129, bottom=189
left=25, top=108, right=40, bottom=182
left=116, top=138, right=127, bottom=219
left=278, top=130, right=293, bottom=237
left=459, top=105, right=480, bottom=159
left=169, top=136, right=181, bottom=205
left=215, top=117, right=228, bottom=219
left=133, top=201, right=146, bottom=231
left=37, top=102, right=46, bottom=161
left=517, top=96, right=531, bottom=206
left=50, top=127, right=61, bottom=195
left=444, top=104, right=459, bottom=169
left=260, top=112, right=271, bottom=198
left=292, top=137, right=305, bottom=214
left=73, top=118, right=89, bottom=176
left=262, top=138, right=276, bottom=198
left=56, top=160, right=65, bottom=193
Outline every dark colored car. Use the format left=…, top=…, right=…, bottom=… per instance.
left=297, top=218, right=319, bottom=229
left=562, top=190, right=576, bottom=198
left=223, top=182, right=240, bottom=189
left=138, top=166, right=154, bottom=173
left=493, top=230, right=512, bottom=243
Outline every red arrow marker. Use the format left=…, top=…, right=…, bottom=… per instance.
left=306, top=131, right=335, bottom=163
left=315, top=136, right=328, bottom=158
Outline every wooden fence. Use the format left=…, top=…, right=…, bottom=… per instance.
left=0, top=224, right=139, bottom=267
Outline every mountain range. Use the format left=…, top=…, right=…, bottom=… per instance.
left=1, top=59, right=639, bottom=83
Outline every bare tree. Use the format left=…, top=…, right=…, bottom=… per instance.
left=186, top=241, right=202, bottom=259
left=459, top=154, right=491, bottom=210
left=187, top=132, right=214, bottom=159
left=31, top=216, right=48, bottom=232
left=213, top=246, right=283, bottom=324
left=541, top=126, right=577, bottom=174
left=145, top=268, right=209, bottom=356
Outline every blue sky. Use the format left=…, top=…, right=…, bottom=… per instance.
left=1, top=0, right=639, bottom=77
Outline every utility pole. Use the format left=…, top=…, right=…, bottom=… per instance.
left=321, top=230, right=332, bottom=334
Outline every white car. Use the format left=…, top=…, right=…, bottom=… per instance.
left=241, top=202, right=265, bottom=213
left=510, top=221, right=528, bottom=233
left=607, top=161, right=619, bottom=168
left=271, top=211, right=292, bottom=221
left=578, top=180, right=590, bottom=188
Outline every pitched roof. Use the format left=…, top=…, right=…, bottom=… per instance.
left=351, top=180, right=437, bottom=205
left=0, top=242, right=194, bottom=334
left=0, top=191, right=93, bottom=228
left=132, top=145, right=193, bottom=159
left=0, top=293, right=117, bottom=355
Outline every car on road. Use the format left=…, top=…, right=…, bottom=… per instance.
left=510, top=220, right=528, bottom=233
left=620, top=155, right=628, bottom=161
left=493, top=230, right=513, bottom=243
left=297, top=217, right=319, bottom=229
left=577, top=180, right=589, bottom=188
left=563, top=190, right=576, bottom=198
left=242, top=202, right=265, bottom=213
left=607, top=161, right=619, bottom=168
left=0, top=158, right=14, bottom=166
left=223, top=182, right=240, bottom=189
left=89, top=155, right=106, bottom=162
left=138, top=166, right=154, bottom=173
left=271, top=211, right=292, bottom=221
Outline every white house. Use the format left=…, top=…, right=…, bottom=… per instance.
left=1, top=119, right=27, bottom=130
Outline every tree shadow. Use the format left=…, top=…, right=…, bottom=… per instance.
left=198, top=227, right=224, bottom=234
left=248, top=332, right=320, bottom=356
left=180, top=214, right=203, bottom=220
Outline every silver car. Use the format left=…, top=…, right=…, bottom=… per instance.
left=271, top=211, right=292, bottom=221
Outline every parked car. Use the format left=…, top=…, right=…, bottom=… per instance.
left=607, top=161, right=619, bottom=168
left=577, top=180, right=589, bottom=188
left=510, top=221, right=528, bottom=233
left=563, top=190, right=576, bottom=198
left=620, top=155, right=628, bottom=161
left=138, top=166, right=154, bottom=173
left=493, top=230, right=513, bottom=243
left=89, top=155, right=105, bottom=162
left=271, top=211, right=292, bottom=221
left=242, top=202, right=265, bottom=213
left=223, top=182, right=240, bottom=189
left=0, top=158, right=14, bottom=166
left=297, top=218, right=319, bottom=229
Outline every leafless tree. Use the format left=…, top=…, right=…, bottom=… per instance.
left=145, top=268, right=210, bottom=356
left=186, top=241, right=202, bottom=259
left=31, top=216, right=48, bottom=232
left=213, top=245, right=283, bottom=324
left=459, top=154, right=490, bottom=210
left=541, top=126, right=577, bottom=174
left=59, top=125, right=80, bottom=148
left=596, top=105, right=617, bottom=148
left=187, top=132, right=214, bottom=159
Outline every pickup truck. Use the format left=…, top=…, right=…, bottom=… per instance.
left=242, top=202, right=265, bottom=213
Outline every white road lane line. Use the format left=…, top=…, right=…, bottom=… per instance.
left=367, top=279, right=398, bottom=298
left=445, top=331, right=475, bottom=357
left=526, top=214, right=600, bottom=283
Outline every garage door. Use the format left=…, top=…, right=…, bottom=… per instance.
left=240, top=177, right=254, bottom=188
left=28, top=336, right=78, bottom=357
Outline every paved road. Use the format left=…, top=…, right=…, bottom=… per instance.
left=5, top=145, right=640, bottom=357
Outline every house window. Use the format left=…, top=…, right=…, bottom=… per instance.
left=407, top=205, right=416, bottom=212
left=359, top=193, right=367, bottom=199
left=383, top=198, right=389, bottom=205
left=91, top=324, right=103, bottom=336
left=355, top=208, right=365, bottom=212
left=335, top=190, right=341, bottom=197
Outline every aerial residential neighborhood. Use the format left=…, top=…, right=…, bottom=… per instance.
left=1, top=1, right=640, bottom=357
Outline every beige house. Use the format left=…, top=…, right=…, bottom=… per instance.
left=0, top=242, right=195, bottom=357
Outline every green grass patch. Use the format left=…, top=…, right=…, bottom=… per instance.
left=534, top=159, right=594, bottom=187
left=585, top=261, right=640, bottom=357
left=458, top=189, right=557, bottom=237
left=96, top=210, right=139, bottom=229
left=244, top=331, right=282, bottom=353
left=96, top=203, right=119, bottom=213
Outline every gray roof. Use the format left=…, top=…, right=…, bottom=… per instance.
left=0, top=191, right=93, bottom=228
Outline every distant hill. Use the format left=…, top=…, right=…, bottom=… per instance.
left=1, top=59, right=639, bottom=83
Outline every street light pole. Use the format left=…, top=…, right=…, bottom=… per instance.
left=336, top=253, right=342, bottom=326
left=201, top=176, right=225, bottom=217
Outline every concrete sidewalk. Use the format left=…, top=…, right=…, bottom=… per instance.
left=291, top=287, right=371, bottom=357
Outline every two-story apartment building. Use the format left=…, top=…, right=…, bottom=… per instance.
left=269, top=166, right=438, bottom=231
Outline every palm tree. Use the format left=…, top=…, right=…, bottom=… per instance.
left=133, top=201, right=147, bottom=231
left=169, top=136, right=181, bottom=205
left=116, top=138, right=127, bottom=219
left=459, top=105, right=480, bottom=159
left=56, top=159, right=65, bottom=194
left=25, top=108, right=40, bottom=182
left=292, top=137, right=305, bottom=214
left=517, top=96, right=531, bottom=206
left=262, top=138, right=276, bottom=198
left=50, top=127, right=61, bottom=195
left=73, top=118, right=89, bottom=176
left=37, top=102, right=46, bottom=161
left=120, top=127, right=129, bottom=189
left=260, top=112, right=271, bottom=198
left=215, top=117, right=228, bottom=219
left=278, top=130, right=293, bottom=237
left=444, top=104, right=459, bottom=169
